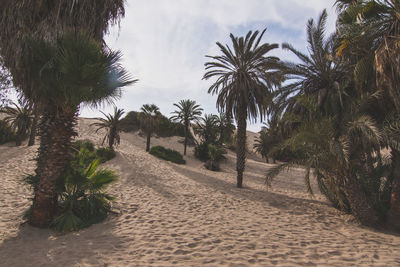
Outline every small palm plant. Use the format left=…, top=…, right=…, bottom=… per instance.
left=91, top=107, right=125, bottom=149
left=215, top=112, right=235, bottom=145
left=205, top=144, right=227, bottom=171
left=1, top=100, right=32, bottom=146
left=139, top=104, right=162, bottom=152
left=170, top=99, right=203, bottom=155
left=52, top=148, right=118, bottom=232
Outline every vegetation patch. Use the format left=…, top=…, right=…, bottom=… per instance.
left=24, top=147, right=118, bottom=232
left=150, top=145, right=185, bottom=164
left=0, top=119, right=16, bottom=144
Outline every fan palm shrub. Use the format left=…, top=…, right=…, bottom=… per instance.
left=91, top=107, right=125, bottom=149
left=170, top=99, right=203, bottom=155
left=1, top=101, right=33, bottom=146
left=139, top=104, right=162, bottom=152
left=204, top=144, right=227, bottom=171
left=54, top=148, right=118, bottom=232
left=204, top=29, right=284, bottom=187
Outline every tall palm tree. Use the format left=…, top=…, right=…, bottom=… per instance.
left=26, top=32, right=134, bottom=228
left=170, top=99, right=203, bottom=155
left=0, top=0, right=129, bottom=228
left=203, top=29, right=284, bottom=188
left=91, top=107, right=125, bottom=149
left=139, top=104, right=162, bottom=152
left=335, top=0, right=400, bottom=230
left=1, top=101, right=33, bottom=146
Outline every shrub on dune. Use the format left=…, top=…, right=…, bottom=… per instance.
left=150, top=145, right=185, bottom=164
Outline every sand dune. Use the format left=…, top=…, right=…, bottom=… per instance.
left=1, top=118, right=400, bottom=266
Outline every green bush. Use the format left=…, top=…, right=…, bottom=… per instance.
left=150, top=145, right=185, bottom=164
left=72, top=140, right=95, bottom=152
left=95, top=147, right=116, bottom=163
left=24, top=148, right=118, bottom=232
left=120, top=111, right=140, bottom=132
left=204, top=144, right=227, bottom=171
left=120, top=110, right=185, bottom=137
left=194, top=142, right=210, bottom=162
left=0, top=119, right=16, bottom=144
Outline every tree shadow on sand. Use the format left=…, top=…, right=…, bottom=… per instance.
left=171, top=164, right=334, bottom=216
left=0, top=214, right=132, bottom=266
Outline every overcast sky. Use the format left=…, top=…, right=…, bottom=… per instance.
left=81, top=0, right=338, bottom=132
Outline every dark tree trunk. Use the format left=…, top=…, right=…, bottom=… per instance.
left=15, top=133, right=22, bottom=146
left=387, top=149, right=400, bottom=230
left=345, top=175, right=379, bottom=227
left=146, top=132, right=151, bottom=152
left=184, top=123, right=188, bottom=156
left=28, top=106, right=39, bottom=146
left=108, top=128, right=115, bottom=149
left=236, top=107, right=247, bottom=188
left=29, top=105, right=77, bottom=228
left=265, top=157, right=269, bottom=163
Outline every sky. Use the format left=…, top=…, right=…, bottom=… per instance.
left=81, top=0, right=338, bottom=132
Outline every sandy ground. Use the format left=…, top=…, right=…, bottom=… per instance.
left=0, top=118, right=400, bottom=266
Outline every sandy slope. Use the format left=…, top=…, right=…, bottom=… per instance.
left=0, top=118, right=400, bottom=266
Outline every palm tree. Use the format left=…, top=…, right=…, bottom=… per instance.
left=139, top=104, right=162, bottom=152
left=0, top=0, right=129, bottom=228
left=91, top=107, right=125, bottom=149
left=203, top=29, right=284, bottom=188
left=26, top=32, right=134, bottom=228
left=335, top=0, right=400, bottom=230
left=215, top=112, right=235, bottom=145
left=1, top=101, right=32, bottom=146
left=275, top=9, right=348, bottom=121
left=254, top=123, right=279, bottom=164
left=170, top=99, right=203, bottom=155
left=194, top=114, right=219, bottom=144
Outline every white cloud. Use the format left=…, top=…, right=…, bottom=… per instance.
left=82, top=0, right=338, bottom=132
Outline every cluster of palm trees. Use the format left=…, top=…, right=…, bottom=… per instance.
left=204, top=1, right=400, bottom=229
left=0, top=0, right=399, bottom=231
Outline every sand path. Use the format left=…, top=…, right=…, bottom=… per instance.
left=0, top=118, right=400, bottom=266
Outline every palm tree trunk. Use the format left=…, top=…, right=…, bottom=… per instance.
left=184, top=124, right=188, bottom=156
left=236, top=108, right=247, bottom=188
left=29, top=105, right=77, bottom=228
left=108, top=128, right=115, bottom=149
left=387, top=149, right=400, bottom=230
left=15, top=133, right=22, bottom=146
left=146, top=132, right=151, bottom=152
left=28, top=105, right=39, bottom=146
left=345, top=175, right=379, bottom=227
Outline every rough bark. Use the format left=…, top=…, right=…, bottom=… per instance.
left=236, top=108, right=247, bottom=188
left=146, top=132, right=151, bottom=152
left=184, top=123, right=188, bottom=156
left=345, top=175, right=379, bottom=227
left=29, top=105, right=77, bottom=228
left=387, top=149, right=400, bottom=231
left=28, top=106, right=39, bottom=146
left=108, top=128, right=115, bottom=149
